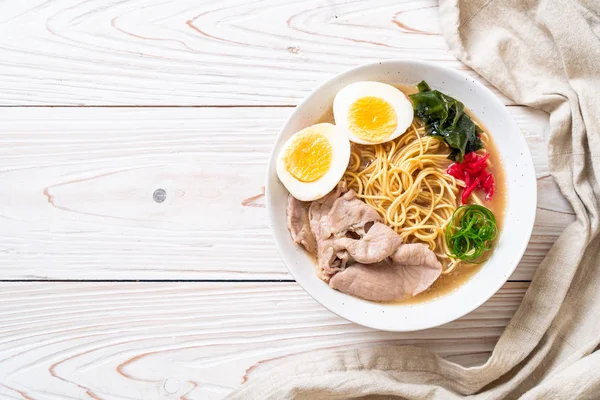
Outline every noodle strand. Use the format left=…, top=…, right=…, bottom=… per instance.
left=342, top=126, right=461, bottom=273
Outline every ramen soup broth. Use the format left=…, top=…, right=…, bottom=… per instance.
left=315, top=83, right=506, bottom=304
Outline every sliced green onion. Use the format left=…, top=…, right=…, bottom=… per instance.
left=446, top=204, right=497, bottom=263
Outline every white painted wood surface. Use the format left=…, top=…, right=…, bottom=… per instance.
left=0, top=0, right=570, bottom=398
left=0, top=282, right=527, bottom=400
left=0, top=106, right=570, bottom=280
left=0, top=0, right=514, bottom=106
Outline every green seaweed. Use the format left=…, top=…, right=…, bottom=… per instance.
left=409, top=80, right=483, bottom=162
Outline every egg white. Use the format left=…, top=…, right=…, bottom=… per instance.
left=333, top=81, right=414, bottom=145
left=276, top=123, right=350, bottom=201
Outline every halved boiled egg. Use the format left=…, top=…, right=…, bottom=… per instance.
left=333, top=81, right=414, bottom=144
left=276, top=123, right=350, bottom=201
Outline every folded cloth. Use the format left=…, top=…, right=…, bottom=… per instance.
left=228, top=0, right=600, bottom=398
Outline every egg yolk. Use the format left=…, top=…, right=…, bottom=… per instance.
left=348, top=96, right=397, bottom=142
left=284, top=129, right=332, bottom=183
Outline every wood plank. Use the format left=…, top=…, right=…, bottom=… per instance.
left=0, top=0, right=515, bottom=106
left=0, top=106, right=570, bottom=280
left=0, top=281, right=527, bottom=399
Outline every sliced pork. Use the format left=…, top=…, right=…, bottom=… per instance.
left=329, top=243, right=442, bottom=302
left=308, top=183, right=349, bottom=280
left=327, top=190, right=382, bottom=236
left=286, top=195, right=317, bottom=254
left=308, top=184, right=384, bottom=281
left=335, top=222, right=402, bottom=264
left=286, top=183, right=443, bottom=300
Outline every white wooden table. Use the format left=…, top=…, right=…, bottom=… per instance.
left=0, top=1, right=571, bottom=398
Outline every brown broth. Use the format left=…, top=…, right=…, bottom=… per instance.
left=311, top=84, right=507, bottom=304
left=394, top=100, right=507, bottom=304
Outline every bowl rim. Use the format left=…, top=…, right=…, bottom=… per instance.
left=266, top=59, right=537, bottom=331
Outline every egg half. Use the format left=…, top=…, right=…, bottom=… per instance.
left=276, top=123, right=350, bottom=201
left=333, top=81, right=414, bottom=145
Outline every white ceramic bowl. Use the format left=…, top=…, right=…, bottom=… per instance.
left=266, top=60, right=536, bottom=332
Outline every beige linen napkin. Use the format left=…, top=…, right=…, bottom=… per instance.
left=228, top=0, right=600, bottom=398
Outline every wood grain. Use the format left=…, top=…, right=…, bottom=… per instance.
left=0, top=0, right=515, bottom=106
left=0, top=106, right=569, bottom=280
left=0, top=281, right=527, bottom=399
left=0, top=2, right=573, bottom=398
